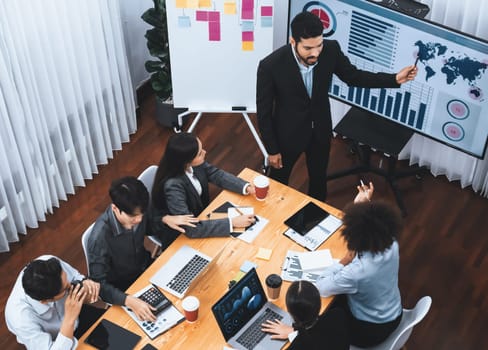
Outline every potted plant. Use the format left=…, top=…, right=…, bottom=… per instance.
left=141, top=0, right=186, bottom=127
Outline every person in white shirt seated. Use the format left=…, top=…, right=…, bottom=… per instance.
left=5, top=255, right=103, bottom=350
left=316, top=182, right=404, bottom=347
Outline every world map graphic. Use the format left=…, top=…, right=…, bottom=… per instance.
left=414, top=40, right=487, bottom=101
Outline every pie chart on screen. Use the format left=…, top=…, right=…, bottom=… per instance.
left=303, top=1, right=337, bottom=37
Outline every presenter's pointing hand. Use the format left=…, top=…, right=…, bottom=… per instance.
left=396, top=65, right=417, bottom=84
left=268, top=153, right=283, bottom=169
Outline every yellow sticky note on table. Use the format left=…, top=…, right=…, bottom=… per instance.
left=199, top=0, right=211, bottom=7
left=256, top=247, right=272, bottom=260
left=176, top=0, right=187, bottom=8
left=224, top=1, right=237, bottom=14
left=187, top=0, right=199, bottom=9
left=242, top=41, right=254, bottom=51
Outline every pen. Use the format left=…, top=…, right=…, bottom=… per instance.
left=234, top=207, right=244, bottom=216
left=360, top=179, right=365, bottom=187
left=414, top=55, right=419, bottom=67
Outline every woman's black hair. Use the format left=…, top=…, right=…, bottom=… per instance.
left=152, top=133, right=199, bottom=209
left=286, top=280, right=321, bottom=331
left=341, top=200, right=403, bottom=255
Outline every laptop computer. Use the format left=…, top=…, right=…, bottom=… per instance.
left=212, top=268, right=292, bottom=350
left=150, top=244, right=224, bottom=298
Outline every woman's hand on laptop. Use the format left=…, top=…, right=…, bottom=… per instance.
left=162, top=214, right=199, bottom=233
left=125, top=295, right=157, bottom=322
left=261, top=319, right=294, bottom=340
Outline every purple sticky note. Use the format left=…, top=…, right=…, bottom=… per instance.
left=261, top=6, right=273, bottom=17
left=242, top=31, right=254, bottom=42
left=208, top=11, right=220, bottom=22
left=196, top=11, right=208, bottom=21
left=209, top=21, right=221, bottom=41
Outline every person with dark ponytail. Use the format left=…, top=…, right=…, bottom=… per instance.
left=151, top=132, right=256, bottom=245
left=261, top=281, right=349, bottom=350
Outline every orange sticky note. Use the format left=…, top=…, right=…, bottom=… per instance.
left=242, top=41, right=254, bottom=51
left=224, top=1, right=237, bottom=14
left=199, top=0, right=211, bottom=7
left=176, top=0, right=187, bottom=8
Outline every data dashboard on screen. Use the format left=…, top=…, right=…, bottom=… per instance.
left=289, top=0, right=488, bottom=158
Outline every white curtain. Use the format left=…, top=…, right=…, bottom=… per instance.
left=0, top=0, right=136, bottom=252
left=330, top=0, right=488, bottom=198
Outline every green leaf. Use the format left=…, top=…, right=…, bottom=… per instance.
left=145, top=60, right=163, bottom=73
left=141, top=8, right=163, bottom=28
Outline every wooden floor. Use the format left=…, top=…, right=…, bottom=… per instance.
left=1, top=96, right=487, bottom=349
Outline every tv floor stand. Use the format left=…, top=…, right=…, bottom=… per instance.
left=328, top=107, right=426, bottom=216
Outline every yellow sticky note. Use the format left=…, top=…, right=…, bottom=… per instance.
left=242, top=41, right=254, bottom=51
left=256, top=247, right=272, bottom=260
left=176, top=0, right=187, bottom=8
left=224, top=1, right=237, bottom=14
left=199, top=0, right=211, bottom=7
left=187, top=0, right=199, bottom=9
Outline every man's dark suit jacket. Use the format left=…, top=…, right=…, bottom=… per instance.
left=256, top=40, right=400, bottom=156
left=162, top=162, right=248, bottom=238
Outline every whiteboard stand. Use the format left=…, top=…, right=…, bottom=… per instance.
left=176, top=110, right=269, bottom=168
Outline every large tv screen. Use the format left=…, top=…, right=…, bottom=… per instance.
left=289, top=0, right=488, bottom=158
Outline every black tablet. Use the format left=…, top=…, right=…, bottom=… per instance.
left=284, top=202, right=330, bottom=235
left=84, top=319, right=141, bottom=350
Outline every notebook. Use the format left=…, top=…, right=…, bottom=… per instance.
left=150, top=244, right=224, bottom=298
left=212, top=268, right=292, bottom=350
left=84, top=319, right=141, bottom=349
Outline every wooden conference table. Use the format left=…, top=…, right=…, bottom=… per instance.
left=78, top=168, right=348, bottom=349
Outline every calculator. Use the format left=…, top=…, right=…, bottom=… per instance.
left=124, top=285, right=185, bottom=339
left=138, top=285, right=171, bottom=315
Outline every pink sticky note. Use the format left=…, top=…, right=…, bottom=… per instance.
left=208, top=11, right=220, bottom=22
left=261, top=6, right=273, bottom=17
left=196, top=11, right=208, bottom=21
left=242, top=31, right=254, bottom=42
left=209, top=21, right=221, bottom=41
left=241, top=9, right=253, bottom=20
left=242, top=0, right=254, bottom=11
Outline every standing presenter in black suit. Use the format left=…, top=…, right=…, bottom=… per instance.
left=256, top=11, right=417, bottom=201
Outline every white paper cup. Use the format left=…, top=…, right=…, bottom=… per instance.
left=182, top=296, right=199, bottom=322
left=253, top=175, right=270, bottom=201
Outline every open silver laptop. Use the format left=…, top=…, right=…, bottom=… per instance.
left=212, top=268, right=292, bottom=350
left=150, top=245, right=224, bottom=299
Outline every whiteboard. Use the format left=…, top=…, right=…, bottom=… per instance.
left=166, top=0, right=275, bottom=112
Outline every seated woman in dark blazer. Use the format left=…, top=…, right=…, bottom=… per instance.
left=261, top=280, right=349, bottom=350
left=151, top=132, right=256, bottom=245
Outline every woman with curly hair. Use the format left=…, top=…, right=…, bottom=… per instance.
left=316, top=183, right=404, bottom=347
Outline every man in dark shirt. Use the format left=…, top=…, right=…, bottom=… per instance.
left=87, top=176, right=157, bottom=321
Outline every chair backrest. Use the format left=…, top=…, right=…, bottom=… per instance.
left=137, top=165, right=158, bottom=201
left=350, top=296, right=432, bottom=350
left=137, top=165, right=163, bottom=251
left=81, top=223, right=95, bottom=275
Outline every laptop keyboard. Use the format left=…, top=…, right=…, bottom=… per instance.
left=166, top=254, right=210, bottom=294
left=236, top=308, right=283, bottom=350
